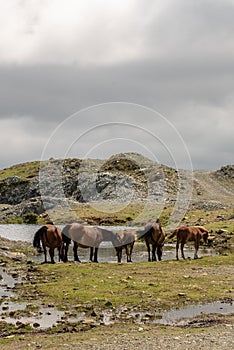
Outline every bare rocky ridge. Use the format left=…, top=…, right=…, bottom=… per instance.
left=0, top=153, right=234, bottom=223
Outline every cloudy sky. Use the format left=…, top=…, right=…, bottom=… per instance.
left=0, top=0, right=234, bottom=170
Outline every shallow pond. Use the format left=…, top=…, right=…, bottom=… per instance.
left=1, top=268, right=233, bottom=329
left=0, top=224, right=218, bottom=263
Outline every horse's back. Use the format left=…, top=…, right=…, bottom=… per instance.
left=69, top=223, right=100, bottom=247
left=176, top=226, right=205, bottom=242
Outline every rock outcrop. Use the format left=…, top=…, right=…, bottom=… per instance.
left=0, top=153, right=233, bottom=224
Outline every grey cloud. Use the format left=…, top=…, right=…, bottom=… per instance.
left=1, top=56, right=234, bottom=120
left=0, top=0, right=234, bottom=170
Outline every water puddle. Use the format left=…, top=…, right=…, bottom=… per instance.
left=0, top=268, right=62, bottom=328
left=1, top=267, right=233, bottom=330
left=32, top=243, right=217, bottom=264
left=0, top=268, right=20, bottom=298
left=102, top=301, right=234, bottom=326
left=155, top=301, right=234, bottom=325
left=0, top=302, right=65, bottom=329
left=0, top=268, right=94, bottom=329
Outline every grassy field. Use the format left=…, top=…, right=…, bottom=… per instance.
left=0, top=244, right=233, bottom=349
left=15, top=255, right=234, bottom=311
left=0, top=161, right=40, bottom=181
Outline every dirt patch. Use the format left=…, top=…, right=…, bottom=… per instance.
left=0, top=235, right=233, bottom=349
left=0, top=315, right=234, bottom=350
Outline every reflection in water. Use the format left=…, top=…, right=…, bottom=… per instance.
left=57, top=242, right=218, bottom=264
left=102, top=301, right=234, bottom=326
left=155, top=301, right=234, bottom=325
left=1, top=302, right=65, bottom=329
left=0, top=224, right=219, bottom=263
left=0, top=247, right=233, bottom=330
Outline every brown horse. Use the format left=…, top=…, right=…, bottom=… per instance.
left=62, top=223, right=121, bottom=263
left=33, top=224, right=64, bottom=263
left=116, top=230, right=136, bottom=263
left=138, top=221, right=165, bottom=261
left=169, top=225, right=209, bottom=260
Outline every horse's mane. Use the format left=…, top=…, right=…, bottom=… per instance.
left=33, top=225, right=47, bottom=252
left=137, top=220, right=162, bottom=240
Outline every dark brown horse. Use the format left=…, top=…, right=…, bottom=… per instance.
left=169, top=225, right=209, bottom=260
left=116, top=230, right=136, bottom=263
left=138, top=221, right=165, bottom=261
left=33, top=224, right=64, bottom=263
left=62, top=223, right=121, bottom=263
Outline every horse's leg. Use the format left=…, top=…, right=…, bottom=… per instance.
left=194, top=238, right=199, bottom=259
left=57, top=243, right=62, bottom=262
left=58, top=243, right=64, bottom=262
left=181, top=242, right=186, bottom=260
left=146, top=241, right=151, bottom=262
left=176, top=240, right=179, bottom=260
left=73, top=242, right=81, bottom=262
left=49, top=248, right=55, bottom=264
left=126, top=246, right=130, bottom=262
left=93, top=248, right=98, bottom=263
left=157, top=245, right=162, bottom=261
left=89, top=247, right=94, bottom=262
left=42, top=242, right=47, bottom=264
left=116, top=247, right=122, bottom=263
left=152, top=244, right=157, bottom=261
left=63, top=242, right=69, bottom=262
left=127, top=244, right=133, bottom=262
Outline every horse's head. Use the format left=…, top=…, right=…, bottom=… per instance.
left=202, top=231, right=209, bottom=244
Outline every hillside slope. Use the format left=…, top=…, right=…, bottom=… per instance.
left=193, top=167, right=234, bottom=204
left=0, top=154, right=233, bottom=225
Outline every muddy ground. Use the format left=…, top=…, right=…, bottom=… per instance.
left=0, top=236, right=233, bottom=350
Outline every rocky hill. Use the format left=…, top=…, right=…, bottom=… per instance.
left=0, top=153, right=234, bottom=225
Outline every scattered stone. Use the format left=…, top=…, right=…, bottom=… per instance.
left=1, top=251, right=27, bottom=261
left=2, top=305, right=9, bottom=311
left=105, top=300, right=113, bottom=307
left=82, top=318, right=96, bottom=325
left=33, top=322, right=40, bottom=328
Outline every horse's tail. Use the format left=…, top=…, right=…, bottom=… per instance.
left=167, top=228, right=178, bottom=240
left=62, top=224, right=72, bottom=245
left=158, top=221, right=164, bottom=235
left=196, top=226, right=208, bottom=234
left=158, top=226, right=166, bottom=245
left=33, top=226, right=47, bottom=252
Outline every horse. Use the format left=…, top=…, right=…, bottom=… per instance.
left=168, top=225, right=209, bottom=260
left=116, top=230, right=136, bottom=263
left=62, top=223, right=121, bottom=263
left=33, top=224, right=64, bottom=263
left=137, top=221, right=165, bottom=261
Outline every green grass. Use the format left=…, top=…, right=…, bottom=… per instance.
left=0, top=161, right=40, bottom=180
left=17, top=255, right=234, bottom=312
left=45, top=202, right=168, bottom=226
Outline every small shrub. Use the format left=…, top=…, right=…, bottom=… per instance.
left=22, top=212, right=38, bottom=224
